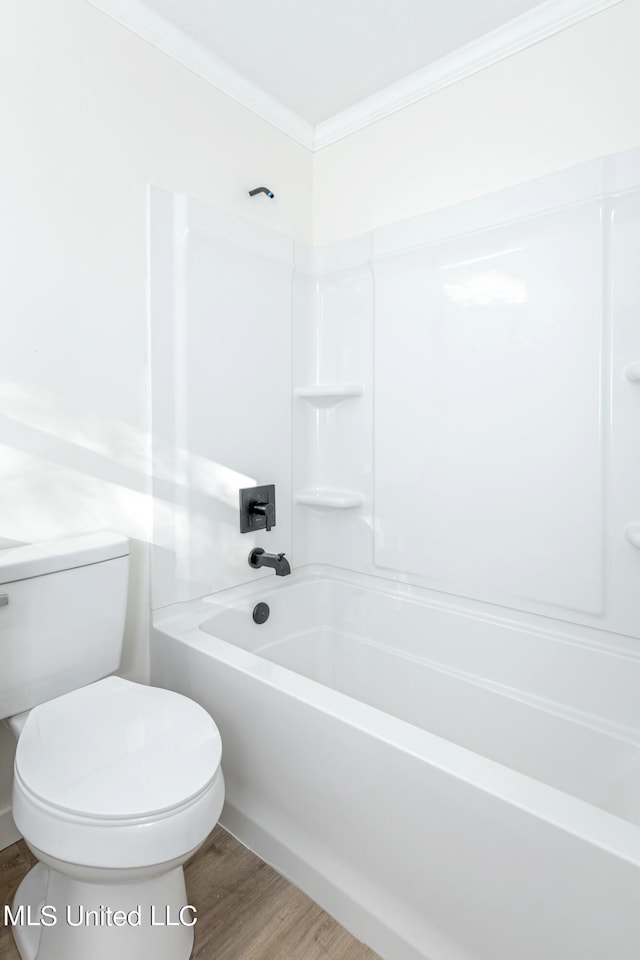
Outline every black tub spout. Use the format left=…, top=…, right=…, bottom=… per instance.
left=248, top=548, right=291, bottom=577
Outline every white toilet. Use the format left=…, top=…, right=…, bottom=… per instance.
left=0, top=532, right=225, bottom=960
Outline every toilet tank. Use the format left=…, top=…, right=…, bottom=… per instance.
left=0, top=532, right=129, bottom=720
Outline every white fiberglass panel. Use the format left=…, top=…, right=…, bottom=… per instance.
left=180, top=225, right=293, bottom=597
left=150, top=190, right=293, bottom=607
left=374, top=201, right=604, bottom=614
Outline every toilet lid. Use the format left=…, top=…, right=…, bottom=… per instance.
left=14, top=677, right=222, bottom=820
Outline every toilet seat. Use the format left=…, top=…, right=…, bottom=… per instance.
left=12, top=677, right=224, bottom=868
left=15, top=676, right=221, bottom=818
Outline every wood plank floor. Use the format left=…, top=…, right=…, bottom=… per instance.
left=0, top=839, right=37, bottom=960
left=0, top=825, right=380, bottom=960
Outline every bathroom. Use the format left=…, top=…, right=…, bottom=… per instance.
left=1, top=0, right=640, bottom=958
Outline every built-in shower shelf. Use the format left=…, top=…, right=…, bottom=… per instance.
left=625, top=523, right=640, bottom=549
left=295, top=489, right=364, bottom=509
left=294, top=384, right=364, bottom=407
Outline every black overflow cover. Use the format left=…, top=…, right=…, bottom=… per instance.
left=252, top=602, right=270, bottom=625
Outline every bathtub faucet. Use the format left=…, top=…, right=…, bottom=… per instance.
left=248, top=547, right=291, bottom=577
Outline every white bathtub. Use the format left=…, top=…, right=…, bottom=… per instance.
left=151, top=568, right=640, bottom=960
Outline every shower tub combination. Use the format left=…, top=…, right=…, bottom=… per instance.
left=151, top=568, right=640, bottom=960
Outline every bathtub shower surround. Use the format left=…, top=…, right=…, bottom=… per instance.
left=293, top=150, right=640, bottom=639
left=150, top=148, right=640, bottom=960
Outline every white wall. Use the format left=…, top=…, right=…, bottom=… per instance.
left=313, top=0, right=640, bottom=244
left=0, top=0, right=312, bottom=682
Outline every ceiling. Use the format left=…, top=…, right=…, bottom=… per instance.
left=139, top=0, right=550, bottom=125
left=91, top=0, right=619, bottom=147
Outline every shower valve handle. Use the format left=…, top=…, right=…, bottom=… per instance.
left=250, top=500, right=275, bottom=532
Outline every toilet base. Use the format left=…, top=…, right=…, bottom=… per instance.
left=12, top=859, right=195, bottom=960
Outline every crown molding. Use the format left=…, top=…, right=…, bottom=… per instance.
left=87, top=0, right=621, bottom=153
left=313, top=0, right=623, bottom=148
left=85, top=0, right=315, bottom=149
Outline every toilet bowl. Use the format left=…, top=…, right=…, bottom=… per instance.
left=0, top=533, right=225, bottom=960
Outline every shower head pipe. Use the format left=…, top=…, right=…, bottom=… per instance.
left=249, top=186, right=275, bottom=199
